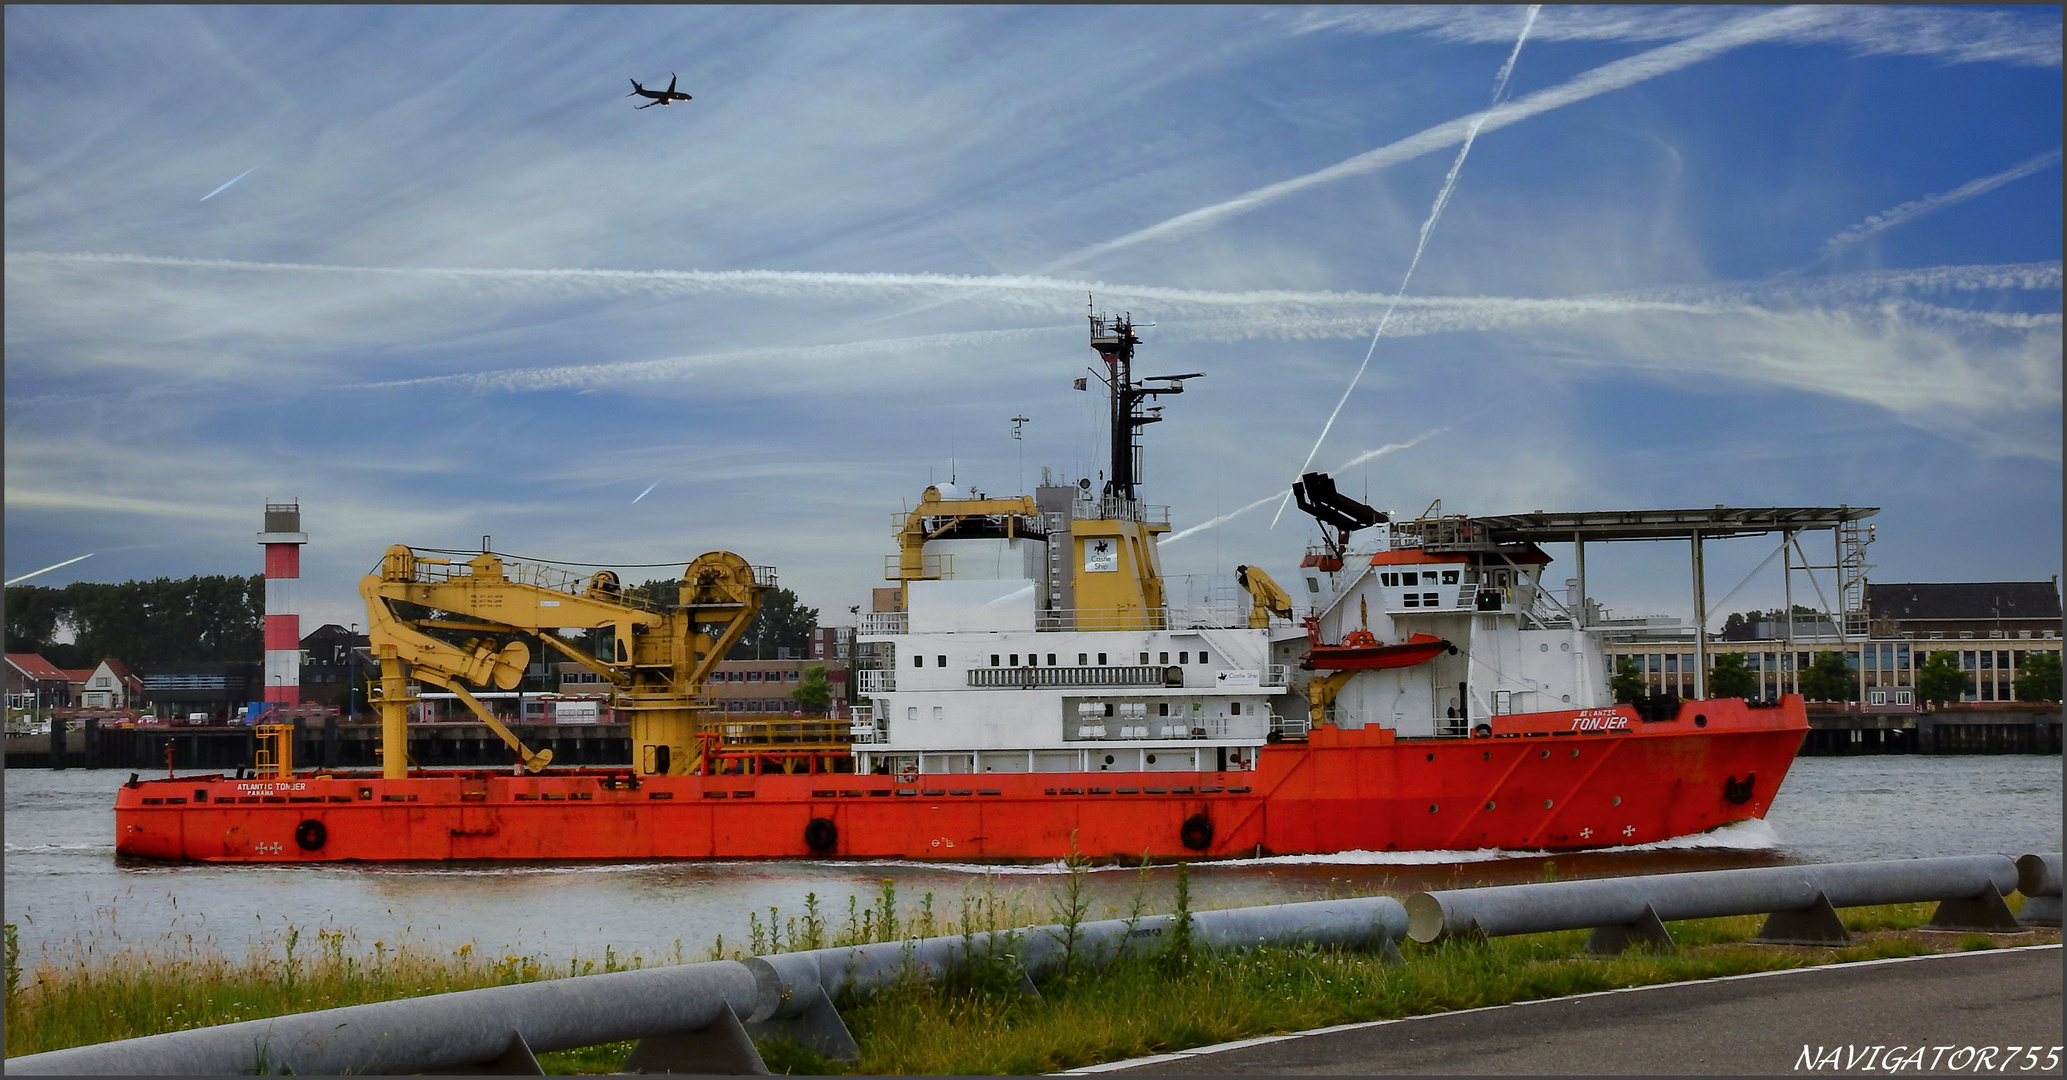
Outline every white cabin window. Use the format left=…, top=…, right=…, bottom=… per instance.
left=1139, top=652, right=1149, bottom=664
left=1047, top=654, right=1057, bottom=666
left=1199, top=651, right=1210, bottom=664
left=1079, top=653, right=1088, bottom=665
left=1179, top=651, right=1189, bottom=664
left=1230, top=702, right=1241, bottom=715
left=1160, top=652, right=1170, bottom=664
left=907, top=707, right=917, bottom=722
left=913, top=654, right=924, bottom=668
left=991, top=655, right=1000, bottom=667
left=936, top=655, right=946, bottom=667
left=1381, top=572, right=1398, bottom=586
left=1098, top=653, right=1108, bottom=665
left=1442, top=571, right=1460, bottom=584
left=932, top=706, right=944, bottom=721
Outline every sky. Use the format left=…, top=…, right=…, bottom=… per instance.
left=5, top=5, right=2061, bottom=637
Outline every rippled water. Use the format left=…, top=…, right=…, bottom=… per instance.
left=4, top=756, right=2058, bottom=967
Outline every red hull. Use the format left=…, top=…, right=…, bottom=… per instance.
left=114, top=698, right=1807, bottom=863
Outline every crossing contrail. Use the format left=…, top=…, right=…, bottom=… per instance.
left=631, top=481, right=660, bottom=503
left=1048, top=6, right=1832, bottom=270
left=1164, top=428, right=1449, bottom=545
left=1269, top=7, right=1538, bottom=529
left=5, top=552, right=94, bottom=586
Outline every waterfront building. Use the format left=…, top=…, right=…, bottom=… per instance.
left=1603, top=579, right=2062, bottom=705
left=5, top=653, right=72, bottom=712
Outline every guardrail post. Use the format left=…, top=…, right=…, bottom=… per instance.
left=619, top=1003, right=767, bottom=1075
left=1922, top=881, right=2021, bottom=933
left=2015, top=853, right=2061, bottom=928
left=743, top=953, right=859, bottom=1063
left=1751, top=891, right=1850, bottom=946
left=1584, top=903, right=1674, bottom=955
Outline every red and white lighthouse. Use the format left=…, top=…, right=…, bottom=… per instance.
left=258, top=502, right=307, bottom=705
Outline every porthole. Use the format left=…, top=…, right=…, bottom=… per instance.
left=1611, top=796, right=1622, bottom=806
left=1540, top=749, right=1550, bottom=758
left=1428, top=804, right=1439, bottom=813
left=1540, top=643, right=1550, bottom=652
left=1146, top=754, right=1157, bottom=764
left=1482, top=751, right=1491, bottom=760
left=1561, top=694, right=1571, bottom=703
left=1485, top=800, right=1496, bottom=811
left=1570, top=748, right=1580, bottom=758
left=1425, top=753, right=1435, bottom=762
left=1104, top=755, right=1115, bottom=765
left=1560, top=642, right=1571, bottom=652
left=1543, top=799, right=1554, bottom=809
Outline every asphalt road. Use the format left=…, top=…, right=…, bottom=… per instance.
left=1077, top=945, right=2063, bottom=1076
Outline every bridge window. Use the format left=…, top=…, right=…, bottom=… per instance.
left=1442, top=570, right=1460, bottom=585
left=1381, top=573, right=1399, bottom=586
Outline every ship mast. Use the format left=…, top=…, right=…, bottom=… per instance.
left=1089, top=300, right=1197, bottom=503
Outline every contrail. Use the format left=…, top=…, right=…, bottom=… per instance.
left=1165, top=428, right=1449, bottom=545
left=1269, top=8, right=1538, bottom=529
left=1048, top=6, right=1832, bottom=269
left=1163, top=493, right=1280, bottom=544
left=200, top=160, right=269, bottom=202
left=5, top=552, right=94, bottom=586
left=1821, top=147, right=2063, bottom=258
left=12, top=251, right=2054, bottom=314
left=1332, top=426, right=1450, bottom=471
left=631, top=481, right=660, bottom=503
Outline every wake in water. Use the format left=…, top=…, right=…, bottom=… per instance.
left=1271, top=4, right=1541, bottom=528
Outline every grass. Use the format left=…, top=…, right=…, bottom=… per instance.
left=3, top=879, right=2047, bottom=1074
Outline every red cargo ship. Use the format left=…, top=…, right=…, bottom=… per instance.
left=115, top=308, right=1838, bottom=863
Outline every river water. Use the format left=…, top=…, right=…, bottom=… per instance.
left=4, top=756, right=2058, bottom=969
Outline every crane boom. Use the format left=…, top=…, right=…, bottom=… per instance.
left=361, top=546, right=769, bottom=778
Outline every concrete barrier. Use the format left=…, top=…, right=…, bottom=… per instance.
left=1406, top=855, right=2025, bottom=953
left=2016, top=853, right=2062, bottom=927
left=6, top=894, right=1408, bottom=1074
left=6, top=959, right=764, bottom=1075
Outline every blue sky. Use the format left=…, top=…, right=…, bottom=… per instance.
left=5, top=5, right=2061, bottom=634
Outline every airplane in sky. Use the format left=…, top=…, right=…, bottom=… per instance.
left=627, top=74, right=692, bottom=109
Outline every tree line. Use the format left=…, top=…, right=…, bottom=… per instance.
left=1612, top=650, right=2061, bottom=705
left=4, top=576, right=264, bottom=669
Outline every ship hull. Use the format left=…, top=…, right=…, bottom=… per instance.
left=113, top=698, right=1806, bottom=863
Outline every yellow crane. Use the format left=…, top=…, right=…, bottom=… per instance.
left=360, top=546, right=771, bottom=779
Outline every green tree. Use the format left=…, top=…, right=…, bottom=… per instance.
left=1797, top=651, right=1856, bottom=702
left=1914, top=651, right=1970, bottom=706
left=729, top=587, right=817, bottom=660
left=793, top=664, right=833, bottom=716
left=1609, top=657, right=1648, bottom=704
left=1707, top=653, right=1759, bottom=698
left=2013, top=652, right=2062, bottom=703
left=3, top=576, right=262, bottom=667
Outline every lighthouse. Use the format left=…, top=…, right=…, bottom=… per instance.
left=258, top=502, right=307, bottom=705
